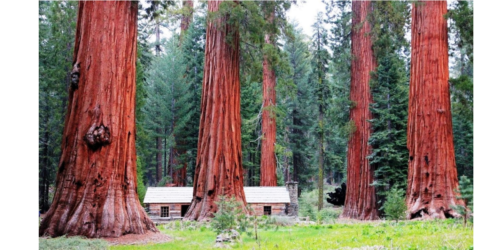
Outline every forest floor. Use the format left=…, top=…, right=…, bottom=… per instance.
left=104, top=231, right=171, bottom=246
left=39, top=219, right=473, bottom=249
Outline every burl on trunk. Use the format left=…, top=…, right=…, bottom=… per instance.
left=342, top=0, right=379, bottom=220
left=406, top=0, right=463, bottom=219
left=183, top=0, right=248, bottom=221
left=39, top=1, right=157, bottom=237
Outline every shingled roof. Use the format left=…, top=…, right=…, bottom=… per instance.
left=144, top=186, right=291, bottom=204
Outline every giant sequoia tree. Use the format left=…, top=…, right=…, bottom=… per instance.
left=342, top=0, right=379, bottom=220
left=184, top=0, right=248, bottom=221
left=260, top=6, right=278, bottom=187
left=39, top=1, right=157, bottom=237
left=406, top=0, right=463, bottom=219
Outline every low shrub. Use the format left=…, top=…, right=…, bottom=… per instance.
left=381, top=187, right=407, bottom=222
left=318, top=208, right=341, bottom=224
left=453, top=175, right=473, bottom=227
left=210, top=195, right=251, bottom=235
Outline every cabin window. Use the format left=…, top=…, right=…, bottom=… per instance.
left=161, top=206, right=169, bottom=217
left=264, top=206, right=272, bottom=215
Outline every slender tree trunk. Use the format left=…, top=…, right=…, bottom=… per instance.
left=342, top=0, right=379, bottom=220
left=316, top=23, right=325, bottom=212
left=156, top=130, right=163, bottom=184
left=184, top=0, right=248, bottom=221
left=292, top=112, right=300, bottom=183
left=39, top=1, right=157, bottom=237
left=260, top=13, right=278, bottom=187
left=283, top=126, right=290, bottom=183
left=406, top=0, right=463, bottom=219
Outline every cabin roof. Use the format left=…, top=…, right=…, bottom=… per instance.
left=144, top=186, right=291, bottom=204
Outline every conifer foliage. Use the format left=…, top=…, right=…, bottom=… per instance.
left=368, top=1, right=410, bottom=206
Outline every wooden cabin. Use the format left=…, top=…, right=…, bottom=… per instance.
left=144, top=184, right=298, bottom=222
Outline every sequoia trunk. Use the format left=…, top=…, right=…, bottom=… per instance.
left=342, top=0, right=379, bottom=220
left=406, top=1, right=463, bottom=219
left=39, top=1, right=157, bottom=237
left=184, top=0, right=248, bottom=221
left=260, top=13, right=278, bottom=187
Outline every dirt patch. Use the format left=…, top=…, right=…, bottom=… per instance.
left=104, top=231, right=171, bottom=246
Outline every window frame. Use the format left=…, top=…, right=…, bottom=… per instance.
left=263, top=206, right=272, bottom=215
left=161, top=206, right=170, bottom=217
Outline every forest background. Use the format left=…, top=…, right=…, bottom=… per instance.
left=0, top=0, right=496, bottom=248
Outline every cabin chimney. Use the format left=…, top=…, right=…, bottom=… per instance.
left=286, top=181, right=299, bottom=216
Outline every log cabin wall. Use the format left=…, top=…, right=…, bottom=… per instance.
left=250, top=203, right=288, bottom=216
left=148, top=203, right=191, bottom=218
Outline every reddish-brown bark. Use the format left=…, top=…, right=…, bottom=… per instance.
left=260, top=13, right=278, bottom=187
left=39, top=1, right=157, bottom=238
left=342, top=0, right=379, bottom=220
left=184, top=0, right=248, bottom=221
left=406, top=1, right=463, bottom=219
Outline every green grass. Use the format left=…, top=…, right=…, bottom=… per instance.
left=109, top=219, right=472, bottom=250
left=39, top=235, right=108, bottom=250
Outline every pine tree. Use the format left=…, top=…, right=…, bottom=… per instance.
left=281, top=23, right=316, bottom=193
left=143, top=49, right=173, bottom=185
left=135, top=12, right=155, bottom=187
left=39, top=0, right=77, bottom=213
left=367, top=1, right=410, bottom=209
left=311, top=12, right=330, bottom=210
left=324, top=0, right=352, bottom=185
left=448, top=0, right=473, bottom=180
left=178, top=12, right=207, bottom=186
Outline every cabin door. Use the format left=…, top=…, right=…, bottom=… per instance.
left=181, top=205, right=190, bottom=217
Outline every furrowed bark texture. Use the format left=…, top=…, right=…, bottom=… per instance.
left=184, top=0, right=248, bottom=221
left=171, top=0, right=194, bottom=187
left=342, top=0, right=379, bottom=220
left=260, top=13, right=278, bottom=187
left=406, top=1, right=463, bottom=219
left=39, top=1, right=158, bottom=238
